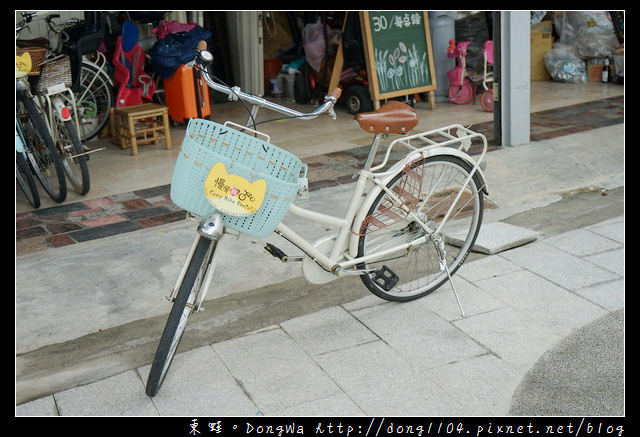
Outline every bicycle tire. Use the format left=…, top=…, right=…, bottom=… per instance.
left=74, top=61, right=113, bottom=142
left=16, top=92, right=67, bottom=203
left=480, top=89, right=494, bottom=112
left=146, top=236, right=217, bottom=397
left=357, top=155, right=484, bottom=302
left=448, top=82, right=473, bottom=105
left=16, top=152, right=41, bottom=209
left=58, top=119, right=90, bottom=195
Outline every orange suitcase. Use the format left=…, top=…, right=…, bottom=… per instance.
left=164, top=63, right=211, bottom=123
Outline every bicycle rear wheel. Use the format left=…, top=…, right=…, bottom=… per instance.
left=448, top=82, right=473, bottom=105
left=75, top=61, right=113, bottom=141
left=480, top=89, right=494, bottom=112
left=16, top=92, right=67, bottom=203
left=146, top=235, right=219, bottom=397
left=357, top=155, right=484, bottom=302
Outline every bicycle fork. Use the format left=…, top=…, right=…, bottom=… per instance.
left=166, top=213, right=225, bottom=312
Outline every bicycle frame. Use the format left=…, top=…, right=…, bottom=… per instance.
left=275, top=124, right=488, bottom=279
left=175, top=60, right=488, bottom=307
left=37, top=84, right=79, bottom=135
left=36, top=81, right=105, bottom=161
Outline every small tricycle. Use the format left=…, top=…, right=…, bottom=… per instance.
left=446, top=39, right=494, bottom=112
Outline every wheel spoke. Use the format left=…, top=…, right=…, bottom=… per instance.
left=358, top=156, right=483, bottom=301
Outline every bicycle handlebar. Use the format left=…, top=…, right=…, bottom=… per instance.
left=191, top=40, right=341, bottom=121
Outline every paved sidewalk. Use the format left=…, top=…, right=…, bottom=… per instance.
left=16, top=216, right=624, bottom=416
left=16, top=124, right=624, bottom=417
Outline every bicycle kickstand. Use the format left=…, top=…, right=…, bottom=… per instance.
left=434, top=236, right=466, bottom=318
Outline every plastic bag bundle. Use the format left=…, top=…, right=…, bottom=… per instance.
left=553, top=11, right=619, bottom=59
left=544, top=44, right=587, bottom=83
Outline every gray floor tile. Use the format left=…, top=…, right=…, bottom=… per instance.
left=353, top=300, right=487, bottom=371
left=15, top=395, right=58, bottom=416
left=499, top=242, right=619, bottom=290
left=587, top=218, right=624, bottom=244
left=269, top=393, right=366, bottom=416
left=475, top=270, right=607, bottom=335
left=449, top=222, right=540, bottom=254
left=213, top=328, right=341, bottom=414
left=574, top=279, right=624, bottom=311
left=424, top=353, right=522, bottom=416
left=458, top=255, right=524, bottom=282
left=280, top=306, right=378, bottom=357
left=314, top=340, right=464, bottom=416
left=544, top=228, right=622, bottom=256
left=416, top=275, right=506, bottom=321
left=139, top=345, right=258, bottom=416
left=453, top=307, right=563, bottom=371
left=585, top=248, right=624, bottom=276
left=55, top=370, right=157, bottom=416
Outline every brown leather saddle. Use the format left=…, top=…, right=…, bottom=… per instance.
left=354, top=101, right=418, bottom=134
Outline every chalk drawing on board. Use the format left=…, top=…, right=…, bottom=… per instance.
left=374, top=42, right=431, bottom=94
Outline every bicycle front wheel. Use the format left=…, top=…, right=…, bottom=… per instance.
left=58, top=119, right=90, bottom=195
left=357, top=155, right=484, bottom=302
left=75, top=62, right=113, bottom=141
left=16, top=92, right=67, bottom=203
left=16, top=152, right=41, bottom=209
left=146, top=235, right=218, bottom=397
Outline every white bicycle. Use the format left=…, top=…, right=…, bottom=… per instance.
left=146, top=41, right=489, bottom=397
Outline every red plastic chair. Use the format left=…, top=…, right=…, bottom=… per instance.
left=113, top=22, right=156, bottom=107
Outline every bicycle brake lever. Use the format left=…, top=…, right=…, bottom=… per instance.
left=323, top=88, right=341, bottom=120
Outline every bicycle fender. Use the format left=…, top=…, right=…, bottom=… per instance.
left=402, top=147, right=488, bottom=195
left=52, top=97, right=73, bottom=122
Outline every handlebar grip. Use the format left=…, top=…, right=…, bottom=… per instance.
left=197, top=40, right=208, bottom=51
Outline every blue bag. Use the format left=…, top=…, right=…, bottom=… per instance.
left=149, top=25, right=212, bottom=79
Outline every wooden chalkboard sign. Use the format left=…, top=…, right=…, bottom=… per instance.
left=360, top=11, right=436, bottom=106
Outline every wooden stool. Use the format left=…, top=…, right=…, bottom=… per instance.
left=110, top=103, right=172, bottom=155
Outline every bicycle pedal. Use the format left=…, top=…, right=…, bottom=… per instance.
left=372, top=265, right=399, bottom=291
left=264, top=243, right=303, bottom=263
left=265, top=243, right=286, bottom=259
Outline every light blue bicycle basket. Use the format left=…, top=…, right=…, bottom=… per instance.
left=170, top=118, right=307, bottom=238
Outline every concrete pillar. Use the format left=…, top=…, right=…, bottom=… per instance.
left=226, top=11, right=263, bottom=95
left=500, top=11, right=530, bottom=146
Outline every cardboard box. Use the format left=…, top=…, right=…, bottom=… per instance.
left=531, top=21, right=553, bottom=81
left=531, top=20, right=552, bottom=33
left=587, top=64, right=604, bottom=82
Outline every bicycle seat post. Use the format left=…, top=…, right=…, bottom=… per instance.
left=362, top=135, right=383, bottom=172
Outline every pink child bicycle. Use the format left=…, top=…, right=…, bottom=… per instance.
left=446, top=39, right=494, bottom=112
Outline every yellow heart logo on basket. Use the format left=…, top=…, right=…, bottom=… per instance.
left=204, top=162, right=266, bottom=216
left=16, top=52, right=32, bottom=77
